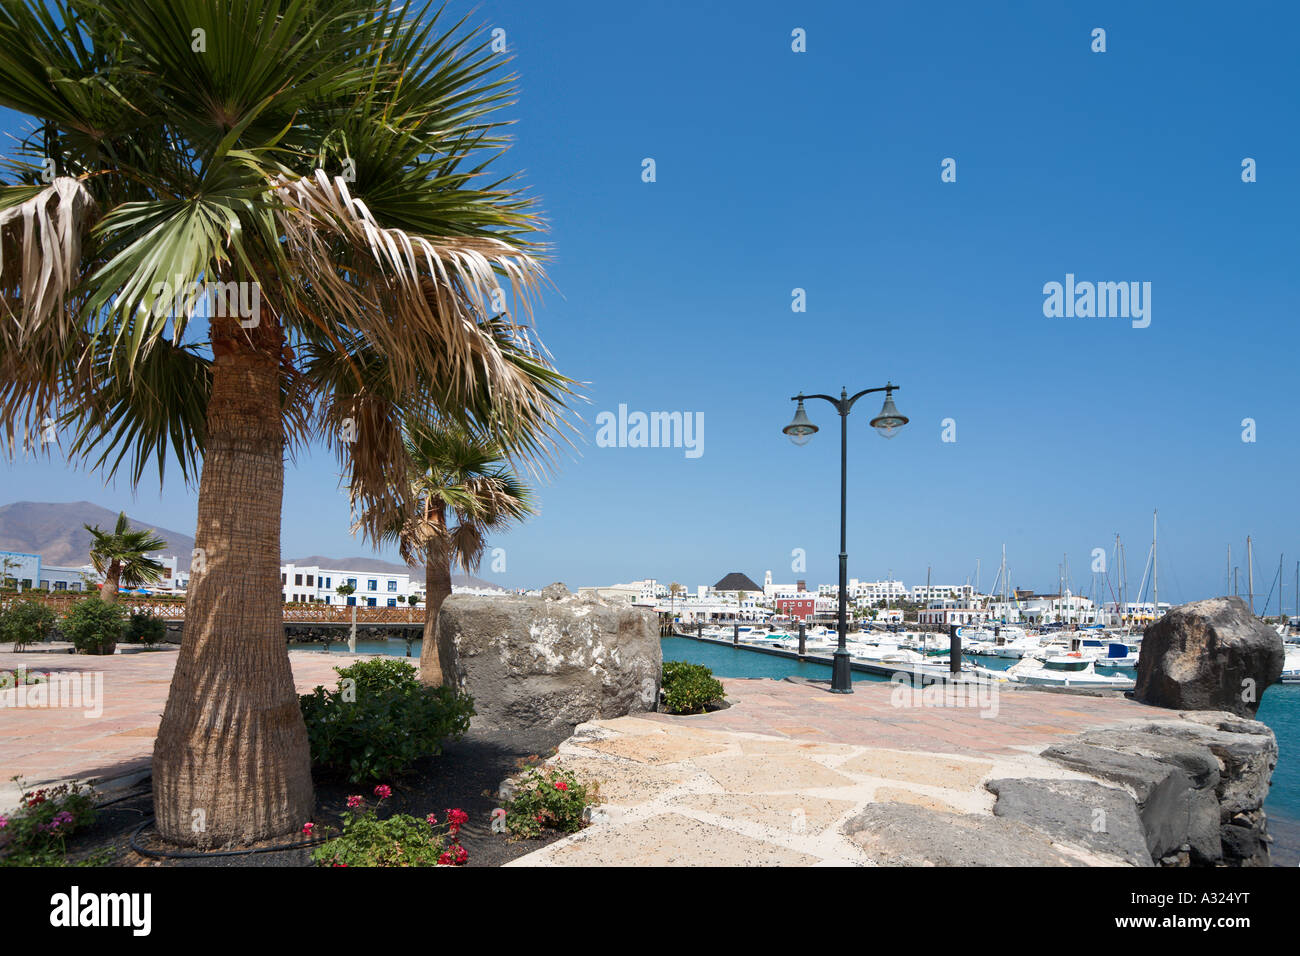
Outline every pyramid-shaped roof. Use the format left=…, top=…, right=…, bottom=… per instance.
left=713, top=571, right=761, bottom=592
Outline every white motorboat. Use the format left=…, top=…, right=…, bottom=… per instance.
left=1282, top=644, right=1300, bottom=684
left=1005, top=654, right=1135, bottom=688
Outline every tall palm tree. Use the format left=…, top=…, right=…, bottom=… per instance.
left=357, top=421, right=533, bottom=687
left=84, top=511, right=167, bottom=602
left=0, top=0, right=571, bottom=846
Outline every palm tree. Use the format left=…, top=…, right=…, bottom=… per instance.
left=0, top=0, right=571, bottom=846
left=84, top=511, right=167, bottom=603
left=357, top=422, right=533, bottom=687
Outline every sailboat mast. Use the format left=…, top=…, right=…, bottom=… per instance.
left=1152, top=510, right=1158, bottom=621
left=1247, top=536, right=1254, bottom=615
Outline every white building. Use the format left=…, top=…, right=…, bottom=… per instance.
left=280, top=562, right=420, bottom=607
left=917, top=599, right=990, bottom=626
left=821, top=579, right=909, bottom=605
left=910, top=584, right=974, bottom=604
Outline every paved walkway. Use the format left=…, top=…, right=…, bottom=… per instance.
left=0, top=648, right=365, bottom=810
left=509, top=677, right=1175, bottom=867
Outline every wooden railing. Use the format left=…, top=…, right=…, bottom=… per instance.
left=0, top=592, right=423, bottom=625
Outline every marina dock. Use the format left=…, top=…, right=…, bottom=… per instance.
left=669, top=628, right=1005, bottom=687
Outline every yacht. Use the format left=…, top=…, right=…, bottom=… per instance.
left=1282, top=644, right=1300, bottom=684
left=1005, top=654, right=1135, bottom=688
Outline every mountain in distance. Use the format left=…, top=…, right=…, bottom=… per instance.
left=0, top=502, right=507, bottom=588
left=0, top=500, right=195, bottom=568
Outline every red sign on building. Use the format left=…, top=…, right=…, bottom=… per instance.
left=776, top=597, right=815, bottom=621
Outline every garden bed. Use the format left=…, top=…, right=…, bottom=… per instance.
left=54, top=725, right=578, bottom=868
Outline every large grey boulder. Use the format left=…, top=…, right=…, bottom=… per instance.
left=1043, top=729, right=1226, bottom=864
left=437, top=591, right=661, bottom=731
left=1136, top=715, right=1277, bottom=820
left=1135, top=596, right=1283, bottom=718
left=985, top=778, right=1154, bottom=866
left=842, top=803, right=1085, bottom=866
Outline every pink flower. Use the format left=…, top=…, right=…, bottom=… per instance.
left=0, top=815, right=8, bottom=830
left=302, top=822, right=314, bottom=834
left=374, top=785, right=392, bottom=799
left=426, top=813, right=438, bottom=825
left=346, top=795, right=363, bottom=809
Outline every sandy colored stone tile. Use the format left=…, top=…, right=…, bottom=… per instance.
left=584, top=716, right=673, bottom=736
left=551, top=755, right=693, bottom=806
left=737, top=737, right=857, bottom=757
left=541, top=813, right=822, bottom=866
left=873, top=786, right=960, bottom=813
left=580, top=733, right=732, bottom=765
left=695, top=753, right=857, bottom=793
left=673, top=792, right=857, bottom=834
left=839, top=749, right=993, bottom=791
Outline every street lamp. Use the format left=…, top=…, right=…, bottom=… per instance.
left=783, top=383, right=908, bottom=693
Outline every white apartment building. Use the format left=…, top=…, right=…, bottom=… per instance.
left=917, top=599, right=990, bottom=626
left=819, top=579, right=909, bottom=606
left=280, top=562, right=420, bottom=607
left=910, top=584, right=975, bottom=604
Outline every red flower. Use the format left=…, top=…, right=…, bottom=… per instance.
left=426, top=813, right=438, bottom=825
left=302, top=822, right=315, bottom=834
left=438, top=852, right=453, bottom=866
left=446, top=808, right=468, bottom=826
left=347, top=795, right=363, bottom=809
left=554, top=781, right=569, bottom=791
left=374, top=784, right=392, bottom=799
left=454, top=845, right=468, bottom=864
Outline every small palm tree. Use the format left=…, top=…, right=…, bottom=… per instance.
left=84, top=512, right=167, bottom=603
left=357, top=422, right=533, bottom=686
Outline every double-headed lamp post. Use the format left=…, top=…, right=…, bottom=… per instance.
left=783, top=384, right=908, bottom=693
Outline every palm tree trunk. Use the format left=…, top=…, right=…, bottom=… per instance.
left=99, top=560, right=120, bottom=604
left=419, top=510, right=453, bottom=687
left=151, top=318, right=312, bottom=846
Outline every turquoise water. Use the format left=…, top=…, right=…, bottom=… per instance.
left=294, top=637, right=421, bottom=657
left=659, top=636, right=1298, bottom=832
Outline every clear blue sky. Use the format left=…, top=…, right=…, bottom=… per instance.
left=3, top=1, right=1298, bottom=608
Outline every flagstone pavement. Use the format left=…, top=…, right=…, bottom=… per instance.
left=508, top=678, right=1177, bottom=867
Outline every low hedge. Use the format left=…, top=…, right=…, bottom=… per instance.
left=660, top=660, right=725, bottom=715
left=299, top=658, right=474, bottom=783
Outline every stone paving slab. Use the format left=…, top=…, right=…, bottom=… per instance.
left=0, top=648, right=366, bottom=810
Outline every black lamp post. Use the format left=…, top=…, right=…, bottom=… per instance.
left=783, top=384, right=908, bottom=693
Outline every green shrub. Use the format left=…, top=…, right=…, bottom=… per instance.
left=309, top=787, right=468, bottom=867
left=0, top=780, right=98, bottom=867
left=660, top=660, right=725, bottom=715
left=0, top=599, right=58, bottom=650
left=500, top=766, right=598, bottom=840
left=59, top=598, right=127, bottom=655
left=122, top=612, right=166, bottom=645
left=299, top=658, right=475, bottom=783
